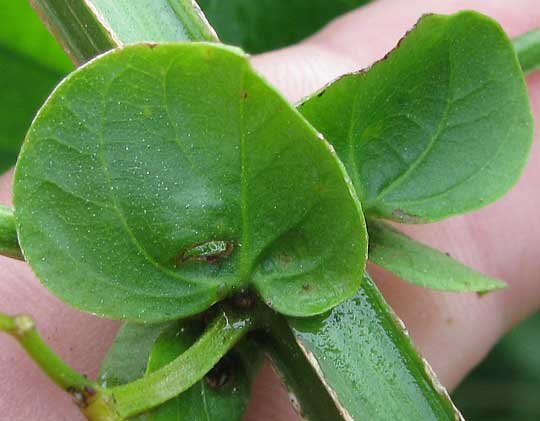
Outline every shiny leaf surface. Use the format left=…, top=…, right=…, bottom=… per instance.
left=256, top=313, right=342, bottom=421
left=288, top=273, right=461, bottom=420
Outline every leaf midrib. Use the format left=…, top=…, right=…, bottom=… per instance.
left=371, top=40, right=454, bottom=208
left=239, top=65, right=250, bottom=281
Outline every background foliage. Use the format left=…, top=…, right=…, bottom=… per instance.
left=197, top=0, right=372, bottom=53
left=0, top=0, right=72, bottom=173
left=453, top=313, right=540, bottom=420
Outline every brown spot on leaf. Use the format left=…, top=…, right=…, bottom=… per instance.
left=392, top=209, right=422, bottom=224
left=175, top=240, right=234, bottom=265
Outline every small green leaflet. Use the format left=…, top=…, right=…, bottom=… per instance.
left=197, top=0, right=371, bottom=53
left=144, top=323, right=257, bottom=420
left=99, top=321, right=259, bottom=420
left=299, top=11, right=534, bottom=223
left=14, top=43, right=367, bottom=322
left=368, top=219, right=506, bottom=293
left=288, top=273, right=461, bottom=420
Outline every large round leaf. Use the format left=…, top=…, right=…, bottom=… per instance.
left=299, top=12, right=534, bottom=223
left=14, top=43, right=367, bottom=322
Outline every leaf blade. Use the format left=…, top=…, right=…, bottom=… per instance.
left=299, top=11, right=534, bottom=223
left=368, top=219, right=506, bottom=293
left=14, top=43, right=368, bottom=322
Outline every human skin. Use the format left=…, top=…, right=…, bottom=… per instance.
left=1, top=0, right=539, bottom=419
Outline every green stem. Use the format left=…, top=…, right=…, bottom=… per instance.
left=513, top=29, right=540, bottom=75
left=30, top=0, right=116, bottom=66
left=256, top=312, right=342, bottom=421
left=0, top=205, right=23, bottom=260
left=0, top=312, right=97, bottom=392
left=1, top=307, right=254, bottom=420
left=91, top=308, right=254, bottom=419
left=167, top=0, right=219, bottom=42
left=30, top=0, right=217, bottom=66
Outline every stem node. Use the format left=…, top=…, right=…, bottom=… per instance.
left=82, top=391, right=121, bottom=421
left=13, top=314, right=35, bottom=337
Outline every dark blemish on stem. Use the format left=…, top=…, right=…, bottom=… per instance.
left=241, top=91, right=248, bottom=100
left=146, top=42, right=158, bottom=49
left=68, top=386, right=97, bottom=409
left=317, top=89, right=326, bottom=98
left=445, top=252, right=451, bottom=257
left=175, top=240, right=234, bottom=265
left=84, top=386, right=97, bottom=397
left=302, top=283, right=310, bottom=291
left=205, top=357, right=234, bottom=389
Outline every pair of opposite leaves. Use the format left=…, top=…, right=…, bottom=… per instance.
left=13, top=12, right=533, bottom=323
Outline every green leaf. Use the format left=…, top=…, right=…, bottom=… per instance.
left=299, top=11, right=534, bottom=223
left=197, top=0, right=371, bottom=54
left=288, top=273, right=461, bottom=420
left=0, top=0, right=72, bottom=174
left=256, top=313, right=343, bottom=421
left=368, top=219, right=506, bottom=293
left=31, top=0, right=217, bottom=65
left=144, top=322, right=258, bottom=421
left=14, top=43, right=368, bottom=322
